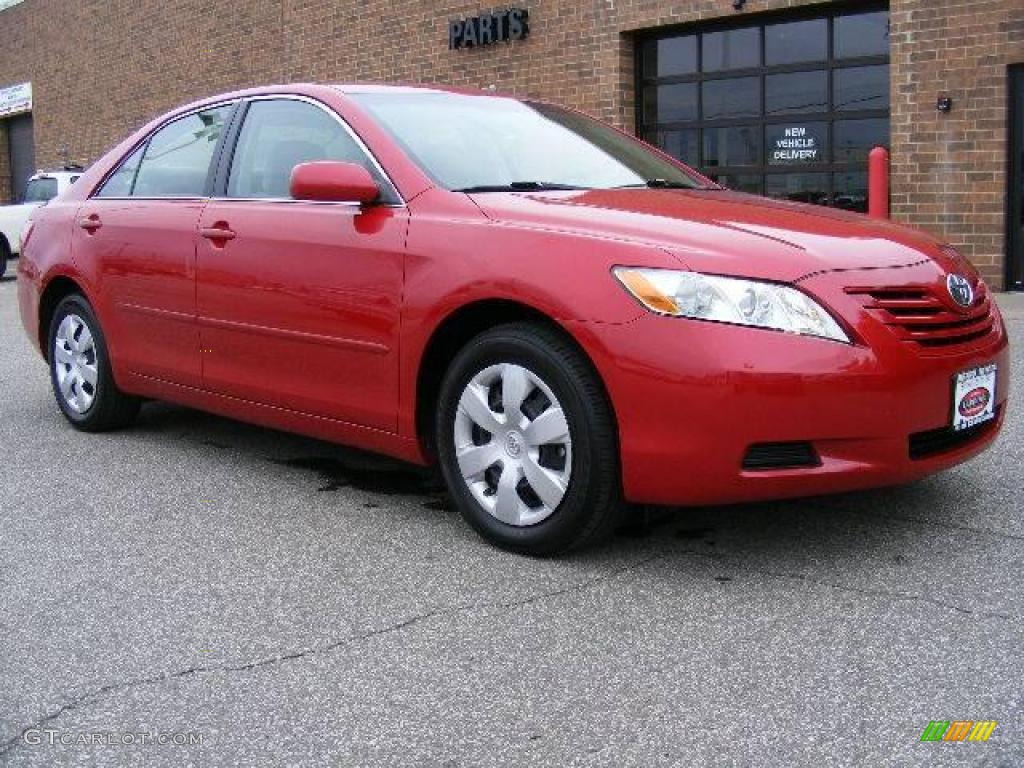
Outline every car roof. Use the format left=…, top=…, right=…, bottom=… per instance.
left=158, top=82, right=527, bottom=126
left=330, top=82, right=515, bottom=98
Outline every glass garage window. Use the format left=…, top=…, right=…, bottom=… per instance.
left=644, top=128, right=700, bottom=167
left=765, top=18, right=827, bottom=66
left=638, top=5, right=890, bottom=213
left=702, top=77, right=759, bottom=120
left=641, top=35, right=697, bottom=78
left=834, top=11, right=889, bottom=59
left=704, top=126, right=760, bottom=168
left=766, top=71, right=828, bottom=116
left=703, top=28, right=760, bottom=72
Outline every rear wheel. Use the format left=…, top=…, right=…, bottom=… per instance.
left=48, top=295, right=140, bottom=431
left=436, top=323, right=620, bottom=555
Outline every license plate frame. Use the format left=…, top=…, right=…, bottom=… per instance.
left=952, top=364, right=997, bottom=431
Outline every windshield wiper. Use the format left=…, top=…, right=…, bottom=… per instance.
left=612, top=179, right=700, bottom=190
left=454, top=181, right=590, bottom=193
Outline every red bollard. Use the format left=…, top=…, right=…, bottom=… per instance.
left=868, top=146, right=890, bottom=219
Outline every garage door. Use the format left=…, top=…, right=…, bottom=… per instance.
left=637, top=5, right=889, bottom=213
left=7, top=113, right=35, bottom=203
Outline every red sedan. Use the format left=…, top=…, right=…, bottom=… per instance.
left=18, top=84, right=1009, bottom=554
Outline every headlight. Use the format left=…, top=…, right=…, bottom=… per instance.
left=613, top=267, right=851, bottom=343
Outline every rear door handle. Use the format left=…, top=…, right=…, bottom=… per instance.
left=199, top=224, right=236, bottom=243
left=78, top=214, right=102, bottom=233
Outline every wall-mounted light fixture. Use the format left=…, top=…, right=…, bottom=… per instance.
left=937, top=95, right=953, bottom=113
left=732, top=0, right=746, bottom=9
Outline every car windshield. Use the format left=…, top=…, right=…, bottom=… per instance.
left=23, top=177, right=59, bottom=203
left=351, top=91, right=707, bottom=192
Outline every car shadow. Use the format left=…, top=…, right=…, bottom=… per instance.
left=133, top=400, right=451, bottom=510
left=128, top=400, right=990, bottom=577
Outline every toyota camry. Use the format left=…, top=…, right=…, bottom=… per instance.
left=17, top=84, right=1009, bottom=554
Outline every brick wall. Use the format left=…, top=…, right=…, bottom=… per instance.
left=890, top=0, right=1024, bottom=287
left=0, top=0, right=1020, bottom=285
left=0, top=121, right=10, bottom=204
left=0, top=0, right=827, bottom=170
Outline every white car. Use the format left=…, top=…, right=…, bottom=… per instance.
left=0, top=168, right=82, bottom=278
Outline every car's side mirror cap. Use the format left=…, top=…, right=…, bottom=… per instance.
left=289, top=161, right=381, bottom=204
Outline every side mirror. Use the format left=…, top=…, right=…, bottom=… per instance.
left=289, top=161, right=381, bottom=204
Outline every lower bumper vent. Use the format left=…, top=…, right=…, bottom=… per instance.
left=908, top=407, right=1001, bottom=460
left=742, top=442, right=821, bottom=471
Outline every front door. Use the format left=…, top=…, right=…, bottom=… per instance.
left=196, top=97, right=406, bottom=432
left=73, top=103, right=233, bottom=387
left=1009, top=65, right=1024, bottom=291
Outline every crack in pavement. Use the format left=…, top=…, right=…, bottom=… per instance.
left=1, top=542, right=1014, bottom=758
left=0, top=554, right=664, bottom=757
left=666, top=546, right=1015, bottom=622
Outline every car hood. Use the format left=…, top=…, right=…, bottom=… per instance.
left=468, top=188, right=953, bottom=282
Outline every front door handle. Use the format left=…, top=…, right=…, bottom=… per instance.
left=200, top=225, right=236, bottom=242
left=78, top=214, right=102, bottom=233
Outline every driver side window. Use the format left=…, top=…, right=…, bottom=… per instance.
left=227, top=99, right=392, bottom=201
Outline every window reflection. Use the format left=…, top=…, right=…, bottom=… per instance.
left=644, top=83, right=698, bottom=124
left=645, top=128, right=700, bottom=167
left=834, top=65, right=890, bottom=111
left=834, top=11, right=889, bottom=59
left=704, top=126, right=760, bottom=167
left=643, top=35, right=698, bottom=78
left=765, top=173, right=831, bottom=205
left=834, top=118, right=889, bottom=164
left=766, top=71, right=828, bottom=115
left=703, top=27, right=760, bottom=71
left=702, top=77, right=759, bottom=120
left=765, top=19, right=827, bottom=65
left=834, top=171, right=869, bottom=213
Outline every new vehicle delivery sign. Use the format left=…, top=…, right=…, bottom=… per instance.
left=0, top=82, right=31, bottom=118
left=769, top=125, right=822, bottom=163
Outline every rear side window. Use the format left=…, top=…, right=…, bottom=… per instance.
left=23, top=177, right=58, bottom=203
left=96, top=144, right=145, bottom=197
left=99, top=104, right=231, bottom=198
left=227, top=99, right=391, bottom=200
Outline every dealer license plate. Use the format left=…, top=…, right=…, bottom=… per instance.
left=952, top=364, right=997, bottom=431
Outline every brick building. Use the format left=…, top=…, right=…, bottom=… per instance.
left=0, top=0, right=1021, bottom=288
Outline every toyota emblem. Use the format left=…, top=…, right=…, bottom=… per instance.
left=946, top=274, right=974, bottom=308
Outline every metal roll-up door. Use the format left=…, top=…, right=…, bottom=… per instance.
left=7, top=113, right=35, bottom=203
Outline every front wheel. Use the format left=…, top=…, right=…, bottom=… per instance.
left=48, top=294, right=140, bottom=431
left=436, top=323, right=621, bottom=555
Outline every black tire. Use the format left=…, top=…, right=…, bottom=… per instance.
left=47, top=294, right=140, bottom=431
left=0, top=238, right=10, bottom=279
left=436, top=323, right=621, bottom=555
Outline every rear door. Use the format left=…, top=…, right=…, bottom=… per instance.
left=196, top=96, right=407, bottom=431
left=73, top=103, right=234, bottom=387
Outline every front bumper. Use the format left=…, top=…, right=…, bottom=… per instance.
left=570, top=268, right=1010, bottom=506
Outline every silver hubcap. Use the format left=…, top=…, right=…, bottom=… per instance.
left=454, top=363, right=572, bottom=527
left=53, top=313, right=98, bottom=414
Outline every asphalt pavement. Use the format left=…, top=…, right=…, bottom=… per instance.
left=0, top=273, right=1021, bottom=767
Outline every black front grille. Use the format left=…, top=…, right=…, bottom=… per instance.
left=909, top=408, right=1001, bottom=460
left=742, top=442, right=821, bottom=471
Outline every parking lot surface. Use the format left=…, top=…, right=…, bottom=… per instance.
left=0, top=275, right=1021, bottom=767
